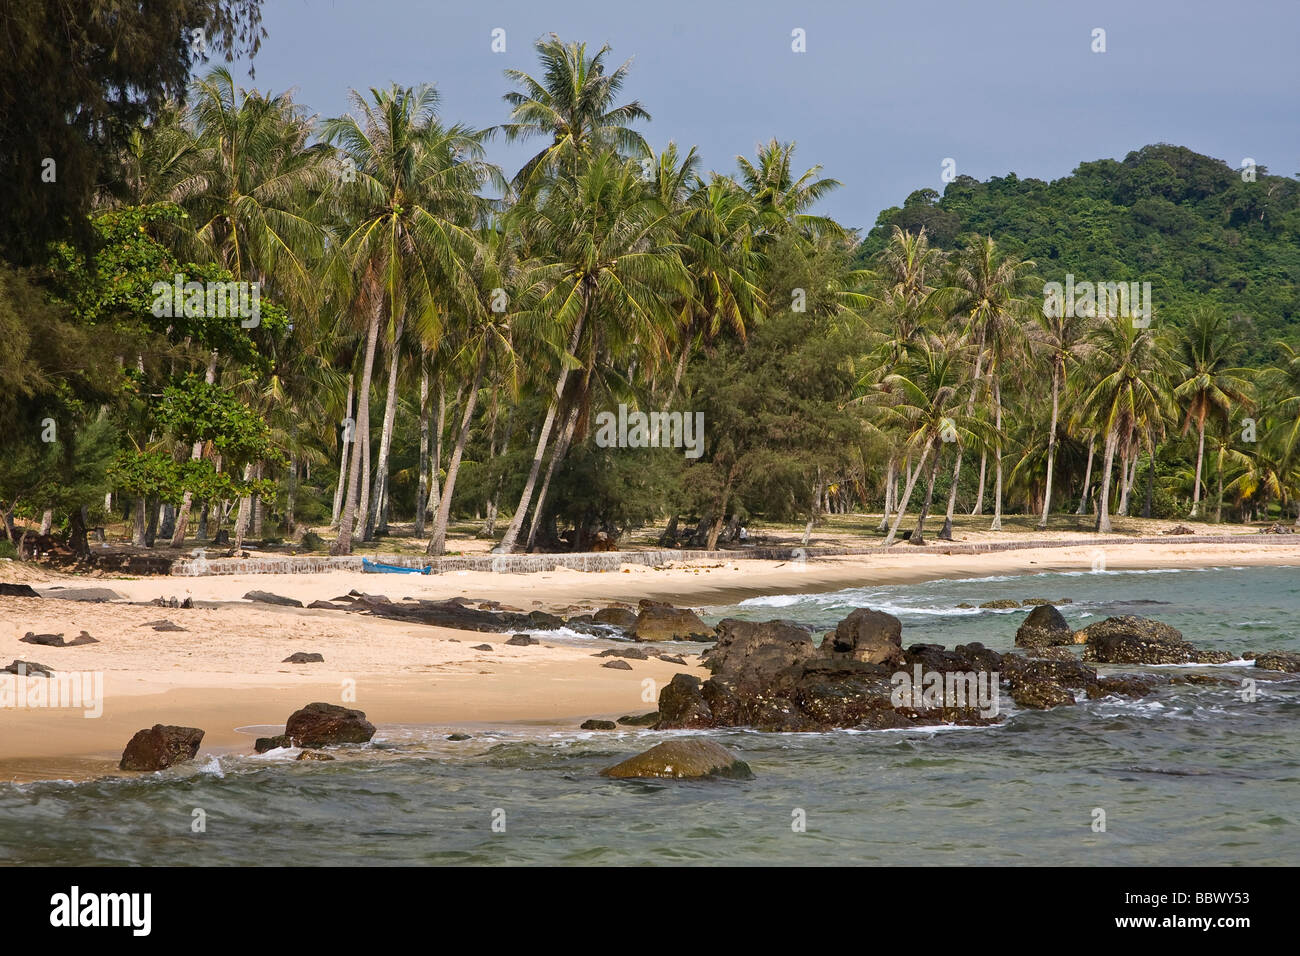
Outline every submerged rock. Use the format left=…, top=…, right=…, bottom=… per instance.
left=254, top=734, right=292, bottom=753
left=600, top=739, right=753, bottom=780
left=284, top=702, right=375, bottom=747
left=1078, top=616, right=1231, bottom=664
left=297, top=750, right=335, bottom=761
left=1010, top=679, right=1075, bottom=709
left=617, top=712, right=660, bottom=726
left=979, top=599, right=1020, bottom=609
left=1254, top=651, right=1300, bottom=672
left=119, top=724, right=204, bottom=771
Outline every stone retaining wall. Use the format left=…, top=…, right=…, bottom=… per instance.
left=168, top=533, right=1296, bottom=576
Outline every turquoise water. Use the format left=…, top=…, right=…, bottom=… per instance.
left=3, top=566, right=1298, bottom=866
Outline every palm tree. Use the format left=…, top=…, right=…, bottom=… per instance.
left=497, top=35, right=650, bottom=191
left=1080, top=314, right=1175, bottom=532
left=1032, top=293, right=1092, bottom=527
left=735, top=139, right=844, bottom=240
left=1172, top=308, right=1253, bottom=518
left=322, top=83, right=494, bottom=554
left=494, top=152, right=690, bottom=553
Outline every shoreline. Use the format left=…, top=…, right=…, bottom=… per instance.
left=3, top=539, right=1298, bottom=784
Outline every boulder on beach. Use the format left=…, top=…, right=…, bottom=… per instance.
left=601, top=659, right=633, bottom=670
left=41, top=587, right=121, bottom=602
left=1078, top=615, right=1231, bottom=664
left=819, top=608, right=904, bottom=666
left=1254, top=651, right=1300, bottom=673
left=655, top=673, right=714, bottom=729
left=472, top=643, right=493, bottom=651
left=594, top=647, right=649, bottom=660
left=506, top=634, right=538, bottom=646
left=1014, top=604, right=1074, bottom=648
left=593, top=607, right=638, bottom=629
left=0, top=583, right=40, bottom=597
left=282, top=652, right=324, bottom=663
left=284, top=702, right=375, bottom=747
left=119, top=724, right=205, bottom=771
left=632, top=602, right=714, bottom=642
left=20, top=632, right=66, bottom=647
left=243, top=590, right=304, bottom=608
left=3, top=659, right=53, bottom=677
left=600, top=739, right=753, bottom=780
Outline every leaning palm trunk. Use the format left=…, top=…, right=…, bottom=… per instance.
left=414, top=362, right=430, bottom=538
left=331, top=377, right=355, bottom=528
left=940, top=348, right=985, bottom=540
left=1076, top=435, right=1096, bottom=515
left=990, top=377, right=1004, bottom=531
left=429, top=349, right=488, bottom=556
left=1190, top=419, right=1206, bottom=517
left=884, top=441, right=933, bottom=546
left=877, top=455, right=895, bottom=531
left=912, top=448, right=943, bottom=544
left=1038, top=361, right=1061, bottom=529
left=1095, top=428, right=1118, bottom=533
left=495, top=312, right=586, bottom=554
left=525, top=401, right=581, bottom=552
left=331, top=302, right=382, bottom=555
left=367, top=314, right=405, bottom=540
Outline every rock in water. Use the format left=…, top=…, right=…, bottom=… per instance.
left=119, top=724, right=204, bottom=771
left=1254, top=651, right=1300, bottom=672
left=1010, top=679, right=1075, bottom=709
left=632, top=602, right=714, bottom=642
left=580, top=719, right=617, bottom=730
left=617, top=712, right=660, bottom=726
left=979, top=599, right=1020, bottom=609
left=593, top=607, right=638, bottom=629
left=1015, top=604, right=1073, bottom=648
left=600, top=739, right=753, bottom=780
left=655, top=674, right=714, bottom=728
left=819, top=608, right=904, bottom=666
left=243, top=590, right=304, bottom=608
left=703, top=618, right=820, bottom=681
left=1078, top=615, right=1231, bottom=664
left=296, top=750, right=335, bottom=761
left=284, top=702, right=376, bottom=746
left=254, top=735, right=292, bottom=753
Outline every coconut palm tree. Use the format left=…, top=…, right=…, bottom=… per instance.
left=735, top=139, right=844, bottom=240
left=1032, top=293, right=1093, bottom=527
left=1172, top=308, right=1253, bottom=518
left=322, top=83, right=495, bottom=554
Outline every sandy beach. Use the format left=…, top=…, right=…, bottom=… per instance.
left=3, top=538, right=1298, bottom=783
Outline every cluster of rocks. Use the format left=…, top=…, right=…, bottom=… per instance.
left=20, top=630, right=98, bottom=647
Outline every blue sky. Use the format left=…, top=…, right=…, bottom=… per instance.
left=226, top=0, right=1300, bottom=231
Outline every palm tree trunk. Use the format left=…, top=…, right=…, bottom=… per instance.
left=1214, top=447, right=1224, bottom=523
left=1076, top=435, right=1096, bottom=514
left=414, top=360, right=430, bottom=538
left=1190, top=418, right=1206, bottom=517
left=913, top=447, right=943, bottom=544
left=990, top=377, right=1004, bottom=530
left=233, top=463, right=254, bottom=549
left=1095, top=428, right=1118, bottom=533
left=495, top=311, right=586, bottom=553
left=971, top=450, right=987, bottom=515
left=367, top=313, right=405, bottom=540
left=170, top=351, right=218, bottom=547
left=429, top=348, right=489, bottom=556
left=877, top=455, right=895, bottom=531
left=885, top=442, right=933, bottom=546
left=331, top=301, right=382, bottom=556
left=132, top=498, right=147, bottom=547
left=1038, top=361, right=1061, bottom=529
left=425, top=382, right=446, bottom=523
left=331, top=377, right=354, bottom=528
left=525, top=401, right=581, bottom=552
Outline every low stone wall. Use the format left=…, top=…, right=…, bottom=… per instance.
left=168, top=533, right=1295, bottom=576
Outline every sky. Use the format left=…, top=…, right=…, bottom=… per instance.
left=224, top=0, right=1300, bottom=232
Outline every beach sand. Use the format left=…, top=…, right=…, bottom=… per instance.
left=2, top=538, right=1298, bottom=782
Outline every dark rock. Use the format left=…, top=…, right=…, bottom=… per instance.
left=471, top=643, right=493, bottom=651
left=703, top=618, right=819, bottom=682
left=119, top=724, right=204, bottom=771
left=3, top=659, right=53, bottom=677
left=594, top=647, right=649, bottom=660
left=955, top=602, right=974, bottom=609
left=632, top=604, right=714, bottom=642
left=284, top=702, right=375, bottom=746
left=1079, top=615, right=1230, bottom=664
left=1010, top=679, right=1075, bottom=709
left=307, top=600, right=342, bottom=610
left=296, top=750, right=335, bottom=761
left=254, top=734, right=292, bottom=753
left=1254, top=651, right=1300, bottom=673
left=904, top=642, right=1001, bottom=674
left=1015, top=603, right=1074, bottom=648
left=67, top=630, right=99, bottom=645
left=819, top=608, right=904, bottom=666
left=41, top=587, right=121, bottom=602
left=593, top=607, right=638, bottom=629
left=979, top=599, right=1020, bottom=609
left=617, top=712, right=660, bottom=726
left=1001, top=653, right=1098, bottom=690
left=0, top=583, right=40, bottom=597
left=1025, top=645, right=1076, bottom=661
left=506, top=634, right=538, bottom=646
left=655, top=673, right=714, bottom=729
left=659, top=654, right=687, bottom=665
left=1091, top=674, right=1168, bottom=698
left=580, top=719, right=617, bottom=730
left=526, top=610, right=565, bottom=629
left=243, top=590, right=304, bottom=608
left=150, top=621, right=186, bottom=632
left=447, top=733, right=472, bottom=741
left=20, top=632, right=65, bottom=647
left=602, top=659, right=633, bottom=670
left=282, top=652, right=324, bottom=663
left=600, top=739, right=753, bottom=780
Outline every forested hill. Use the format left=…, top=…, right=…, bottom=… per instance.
left=858, top=144, right=1300, bottom=363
